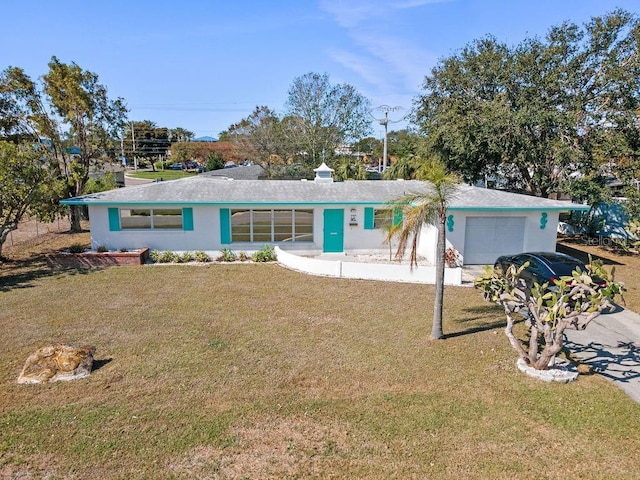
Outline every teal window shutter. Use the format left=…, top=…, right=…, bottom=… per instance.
left=364, top=207, right=374, bottom=229
left=393, top=208, right=403, bottom=226
left=220, top=208, right=231, bottom=244
left=183, top=208, right=194, bottom=230
left=108, top=208, right=120, bottom=231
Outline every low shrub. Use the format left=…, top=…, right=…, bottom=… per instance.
left=177, top=251, right=196, bottom=263
left=150, top=250, right=178, bottom=263
left=194, top=251, right=211, bottom=262
left=68, top=243, right=85, bottom=254
left=96, top=245, right=109, bottom=253
left=251, top=245, right=276, bottom=262
left=238, top=251, right=250, bottom=262
left=217, top=247, right=237, bottom=262
left=161, top=251, right=178, bottom=263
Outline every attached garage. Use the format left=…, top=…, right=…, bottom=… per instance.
left=463, top=216, right=525, bottom=265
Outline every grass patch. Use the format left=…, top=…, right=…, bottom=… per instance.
left=0, top=235, right=639, bottom=478
left=128, top=170, right=197, bottom=181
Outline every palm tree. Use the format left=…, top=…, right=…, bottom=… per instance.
left=387, top=158, right=460, bottom=339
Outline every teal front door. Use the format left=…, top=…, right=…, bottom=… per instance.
left=323, top=209, right=344, bottom=253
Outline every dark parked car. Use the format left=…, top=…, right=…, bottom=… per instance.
left=494, top=252, right=604, bottom=289
left=185, top=161, right=206, bottom=172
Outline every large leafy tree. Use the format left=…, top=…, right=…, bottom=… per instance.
left=388, top=157, right=460, bottom=340
left=0, top=57, right=127, bottom=231
left=0, top=141, right=60, bottom=258
left=285, top=72, right=371, bottom=166
left=415, top=9, right=640, bottom=198
left=225, top=106, right=291, bottom=176
left=353, top=136, right=383, bottom=166
left=170, top=140, right=243, bottom=165
left=123, top=120, right=170, bottom=170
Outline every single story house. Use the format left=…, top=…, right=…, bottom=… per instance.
left=62, top=163, right=589, bottom=265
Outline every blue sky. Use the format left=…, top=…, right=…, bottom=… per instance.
left=1, top=1, right=638, bottom=139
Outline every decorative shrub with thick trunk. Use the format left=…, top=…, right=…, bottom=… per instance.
left=474, top=258, right=624, bottom=371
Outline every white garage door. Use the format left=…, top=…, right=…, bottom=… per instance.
left=464, top=217, right=525, bottom=265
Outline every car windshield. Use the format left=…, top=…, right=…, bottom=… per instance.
left=538, top=253, right=584, bottom=276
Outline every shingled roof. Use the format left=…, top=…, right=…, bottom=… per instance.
left=63, top=175, right=588, bottom=211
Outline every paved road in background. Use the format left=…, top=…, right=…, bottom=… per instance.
left=124, top=174, right=154, bottom=187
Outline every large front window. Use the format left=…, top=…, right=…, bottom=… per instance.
left=231, top=209, right=313, bottom=242
left=120, top=208, right=183, bottom=229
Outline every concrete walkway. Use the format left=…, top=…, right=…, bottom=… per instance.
left=564, top=306, right=640, bottom=403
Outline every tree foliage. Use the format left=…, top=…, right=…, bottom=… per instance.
left=286, top=72, right=371, bottom=166
left=352, top=136, right=383, bottom=160
left=205, top=151, right=226, bottom=171
left=168, top=127, right=194, bottom=143
left=415, top=9, right=640, bottom=198
left=170, top=140, right=243, bottom=166
left=224, top=106, right=291, bottom=176
left=0, top=141, right=60, bottom=258
left=224, top=74, right=371, bottom=176
left=124, top=120, right=170, bottom=169
left=0, top=57, right=127, bottom=231
left=331, top=157, right=368, bottom=181
left=475, top=259, right=624, bottom=370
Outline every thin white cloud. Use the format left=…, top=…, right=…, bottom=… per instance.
left=351, top=29, right=436, bottom=91
left=394, top=0, right=449, bottom=9
left=328, top=49, right=394, bottom=92
left=319, top=0, right=442, bottom=101
left=319, top=0, right=449, bottom=27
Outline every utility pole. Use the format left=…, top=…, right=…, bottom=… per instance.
left=120, top=134, right=125, bottom=167
left=381, top=110, right=389, bottom=172
left=370, top=105, right=404, bottom=173
left=131, top=122, right=137, bottom=171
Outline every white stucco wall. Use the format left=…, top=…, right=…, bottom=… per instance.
left=88, top=205, right=224, bottom=252
left=88, top=204, right=393, bottom=254
left=88, top=205, right=561, bottom=262
left=444, top=209, right=560, bottom=264
left=340, top=206, right=389, bottom=252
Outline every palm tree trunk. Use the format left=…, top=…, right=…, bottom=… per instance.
left=431, top=214, right=446, bottom=339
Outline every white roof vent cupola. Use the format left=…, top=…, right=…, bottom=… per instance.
left=313, top=162, right=334, bottom=183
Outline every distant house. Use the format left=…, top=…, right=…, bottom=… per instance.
left=62, top=163, right=589, bottom=265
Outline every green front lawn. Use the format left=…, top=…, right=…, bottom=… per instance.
left=128, top=169, right=197, bottom=181
left=1, top=234, right=639, bottom=478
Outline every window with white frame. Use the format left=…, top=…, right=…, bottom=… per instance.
left=230, top=209, right=313, bottom=242
left=373, top=209, right=393, bottom=229
left=120, top=208, right=183, bottom=229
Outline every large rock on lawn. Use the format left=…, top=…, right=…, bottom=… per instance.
left=17, top=344, right=96, bottom=384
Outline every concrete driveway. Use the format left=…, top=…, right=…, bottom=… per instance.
left=564, top=306, right=640, bottom=403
